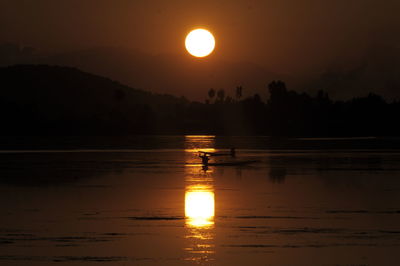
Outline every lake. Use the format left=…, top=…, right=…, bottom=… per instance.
left=0, top=136, right=400, bottom=265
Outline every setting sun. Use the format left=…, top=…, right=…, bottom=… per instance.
left=185, top=29, right=215, bottom=58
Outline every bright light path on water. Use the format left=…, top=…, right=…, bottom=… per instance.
left=185, top=186, right=215, bottom=227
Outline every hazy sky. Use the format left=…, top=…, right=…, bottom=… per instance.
left=1, top=0, right=400, bottom=99
left=1, top=0, right=399, bottom=71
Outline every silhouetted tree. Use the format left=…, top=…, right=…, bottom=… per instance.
left=2, top=64, right=399, bottom=137
left=217, top=89, right=225, bottom=102
left=236, top=86, right=243, bottom=101
left=316, top=89, right=330, bottom=105
left=268, top=80, right=288, bottom=106
left=253, top=93, right=261, bottom=103
left=208, top=88, right=216, bottom=102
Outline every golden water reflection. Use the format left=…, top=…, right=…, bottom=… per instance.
left=184, top=135, right=216, bottom=264
left=185, top=185, right=215, bottom=228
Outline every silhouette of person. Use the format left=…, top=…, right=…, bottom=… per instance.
left=199, top=153, right=210, bottom=165
left=202, top=164, right=209, bottom=172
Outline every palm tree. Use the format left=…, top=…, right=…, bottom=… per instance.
left=217, top=89, right=225, bottom=102
left=236, top=86, right=243, bottom=101
left=208, top=88, right=216, bottom=103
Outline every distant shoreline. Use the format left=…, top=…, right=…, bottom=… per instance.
left=1, top=135, right=400, bottom=151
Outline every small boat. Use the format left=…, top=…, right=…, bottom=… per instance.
left=198, top=148, right=256, bottom=166
left=207, top=160, right=259, bottom=166
left=199, top=151, right=231, bottom=157
left=199, top=148, right=236, bottom=157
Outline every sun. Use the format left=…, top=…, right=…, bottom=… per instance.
left=185, top=29, right=215, bottom=58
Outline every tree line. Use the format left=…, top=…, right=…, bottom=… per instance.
left=195, top=80, right=400, bottom=136
left=1, top=65, right=399, bottom=137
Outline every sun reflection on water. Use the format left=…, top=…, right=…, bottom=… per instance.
left=185, top=185, right=215, bottom=228
left=184, top=135, right=216, bottom=264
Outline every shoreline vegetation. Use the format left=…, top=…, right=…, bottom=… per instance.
left=1, top=64, right=400, bottom=137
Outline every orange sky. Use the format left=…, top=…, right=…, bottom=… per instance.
left=1, top=0, right=400, bottom=99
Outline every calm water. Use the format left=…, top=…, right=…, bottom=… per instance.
left=0, top=136, right=400, bottom=265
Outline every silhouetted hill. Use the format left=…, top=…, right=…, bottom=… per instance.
left=302, top=44, right=400, bottom=100
left=1, top=65, right=400, bottom=137
left=0, top=44, right=287, bottom=100
left=2, top=44, right=400, bottom=101
left=43, top=47, right=289, bottom=100
left=0, top=65, right=187, bottom=135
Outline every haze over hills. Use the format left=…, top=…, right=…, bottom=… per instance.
left=2, top=0, right=400, bottom=101
left=0, top=64, right=187, bottom=135
left=0, top=44, right=286, bottom=101
left=1, top=64, right=400, bottom=137
left=1, top=43, right=400, bottom=101
left=44, top=45, right=283, bottom=101
left=304, top=44, right=400, bottom=100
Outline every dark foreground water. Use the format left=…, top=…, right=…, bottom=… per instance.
left=0, top=136, right=400, bottom=265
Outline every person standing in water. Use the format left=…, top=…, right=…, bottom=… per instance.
left=199, top=153, right=210, bottom=165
